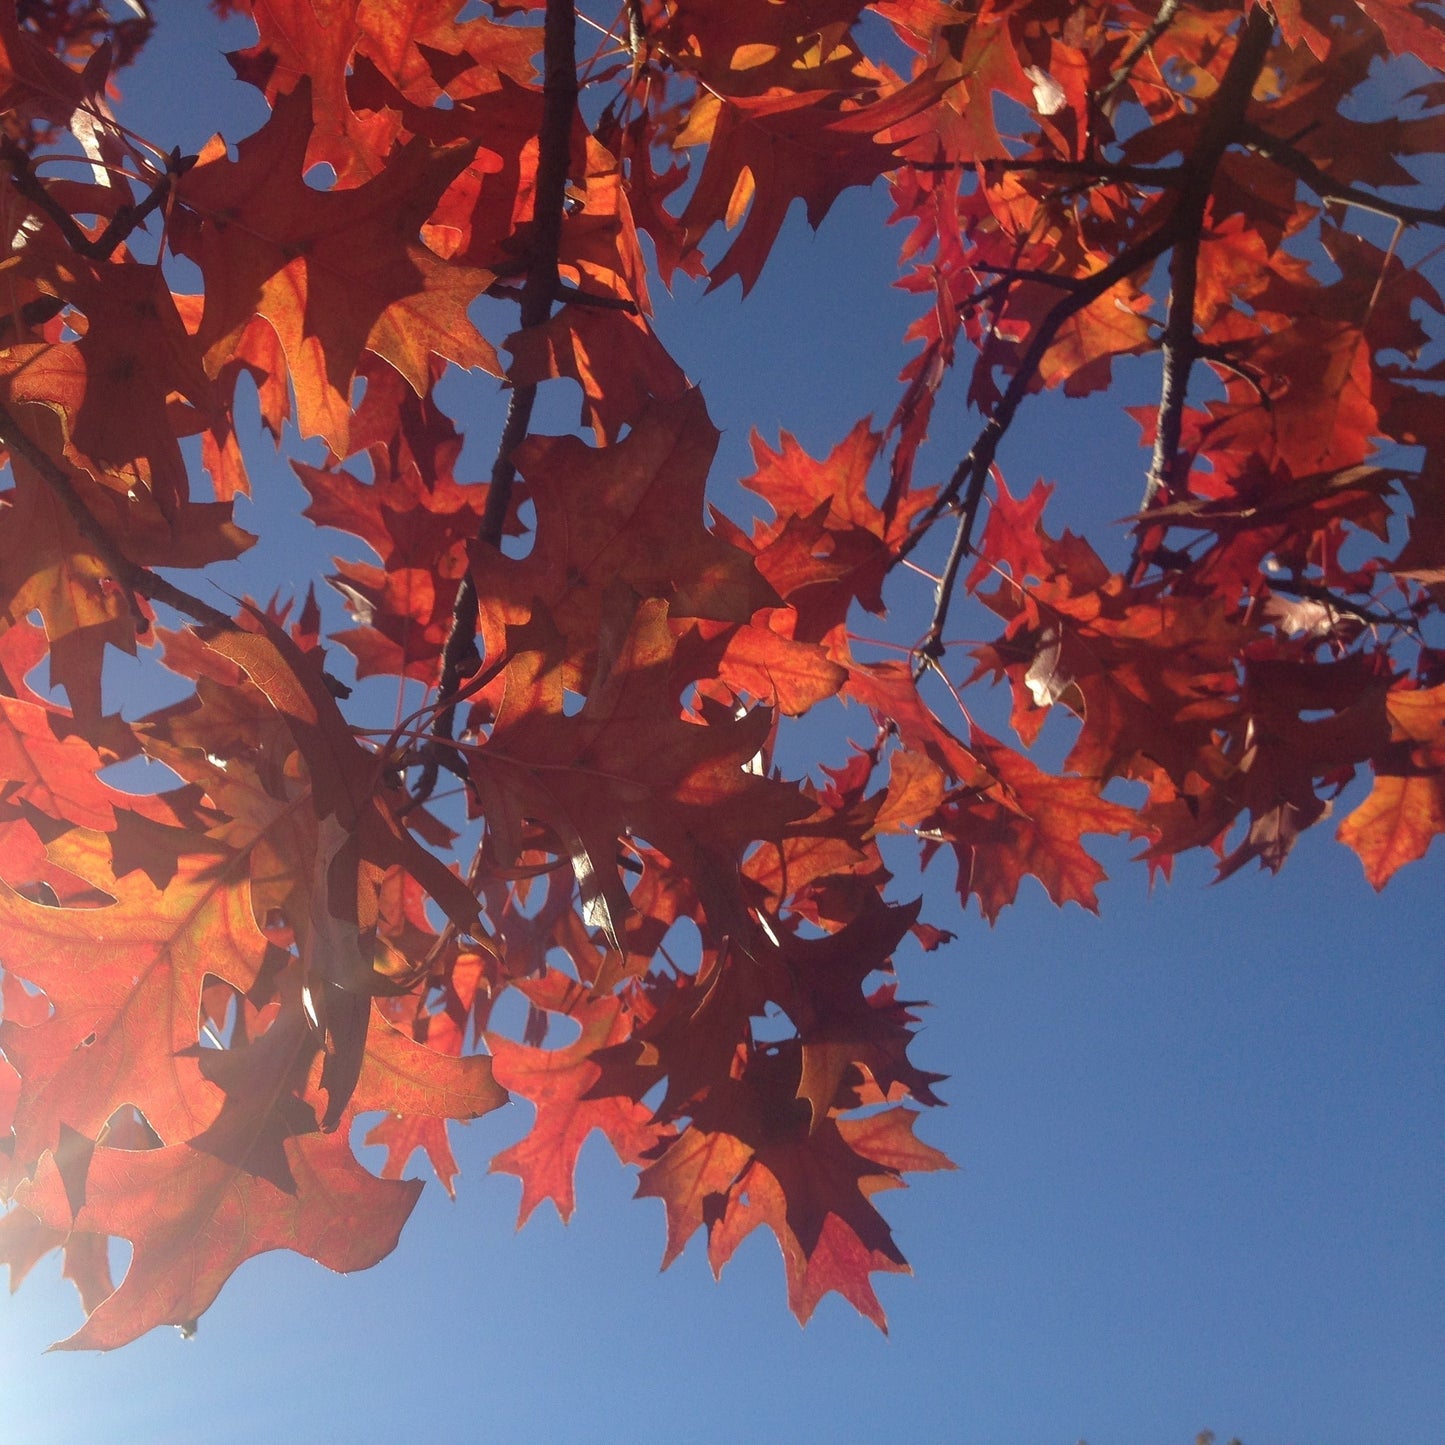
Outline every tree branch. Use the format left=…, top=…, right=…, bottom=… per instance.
left=419, top=0, right=578, bottom=801
left=1094, top=0, right=1182, bottom=116
left=902, top=218, right=1179, bottom=662
left=0, top=139, right=195, bottom=261
left=486, top=279, right=639, bottom=312
left=0, top=399, right=236, bottom=633
left=1142, top=224, right=1201, bottom=508
left=1129, top=8, right=1277, bottom=577
left=906, top=7, right=1277, bottom=661
left=1267, top=576, right=1418, bottom=635
left=1241, top=121, right=1445, bottom=228
left=981, top=158, right=1186, bottom=187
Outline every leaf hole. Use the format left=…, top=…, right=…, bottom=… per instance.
left=0, top=974, right=54, bottom=1024
left=348, top=1109, right=391, bottom=1176
left=482, top=984, right=531, bottom=1043
left=108, top=1236, right=133, bottom=1285
left=101, top=1104, right=162, bottom=1151
left=496, top=496, right=536, bottom=559
left=197, top=977, right=240, bottom=1050
left=750, top=1005, right=796, bottom=1045
left=97, top=755, right=185, bottom=797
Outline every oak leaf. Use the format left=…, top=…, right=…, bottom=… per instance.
left=474, top=391, right=780, bottom=690
left=472, top=594, right=808, bottom=945
left=15, top=1003, right=420, bottom=1350
left=0, top=828, right=268, bottom=1188
left=1339, top=682, right=1445, bottom=888
left=486, top=969, right=664, bottom=1225
left=172, top=82, right=498, bottom=453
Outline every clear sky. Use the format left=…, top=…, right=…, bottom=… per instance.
left=1, top=8, right=1442, bottom=1443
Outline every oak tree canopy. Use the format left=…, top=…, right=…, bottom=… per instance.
left=0, top=0, right=1441, bottom=1346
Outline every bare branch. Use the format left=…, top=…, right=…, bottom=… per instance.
left=1129, top=9, right=1279, bottom=576
left=902, top=219, right=1179, bottom=558
left=1140, top=206, right=1202, bottom=512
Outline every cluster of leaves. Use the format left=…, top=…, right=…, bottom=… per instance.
left=0, top=0, right=1442, bottom=1347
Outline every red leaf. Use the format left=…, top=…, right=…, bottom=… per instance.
left=1339, top=683, right=1445, bottom=888
left=487, top=970, right=664, bottom=1225
left=173, top=82, right=499, bottom=452
left=17, top=1005, right=421, bottom=1350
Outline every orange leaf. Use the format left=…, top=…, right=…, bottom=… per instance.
left=1339, top=683, right=1445, bottom=888
left=487, top=970, right=664, bottom=1225
left=173, top=82, right=499, bottom=452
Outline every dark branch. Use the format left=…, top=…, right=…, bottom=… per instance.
left=1241, top=121, right=1445, bottom=229
left=906, top=7, right=1277, bottom=661
left=1130, top=7, right=1277, bottom=577
left=901, top=217, right=1179, bottom=662
left=966, top=263, right=1084, bottom=289
left=0, top=399, right=236, bottom=633
left=0, top=140, right=194, bottom=261
left=1094, top=0, right=1182, bottom=115
left=1268, top=576, right=1419, bottom=635
left=981, top=158, right=1186, bottom=187
left=1143, top=231, right=1202, bottom=509
left=90, top=147, right=197, bottom=261
left=486, top=279, right=639, bottom=313
left=419, top=0, right=578, bottom=803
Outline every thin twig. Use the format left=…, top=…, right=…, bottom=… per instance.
left=1, top=135, right=94, bottom=253
left=1, top=139, right=194, bottom=260
left=904, top=221, right=1177, bottom=655
left=89, top=147, right=196, bottom=261
left=1129, top=8, right=1277, bottom=577
left=0, top=399, right=235, bottom=632
left=485, top=280, right=639, bottom=313
left=1268, top=576, right=1418, bottom=635
left=981, top=158, right=1186, bottom=187
left=1140, top=205, right=1203, bottom=512
left=1094, top=0, right=1182, bottom=116
left=967, top=263, right=1084, bottom=288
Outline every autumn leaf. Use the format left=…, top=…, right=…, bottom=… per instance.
left=2, top=0, right=1443, bottom=1347
left=472, top=593, right=809, bottom=945
left=1339, top=682, right=1445, bottom=888
left=913, top=728, right=1148, bottom=922
left=678, top=73, right=947, bottom=294
left=486, top=969, right=664, bottom=1225
left=172, top=81, right=499, bottom=452
left=687, top=1050, right=947, bottom=1330
left=15, top=1003, right=420, bottom=1350
left=0, top=827, right=269, bottom=1186
left=473, top=391, right=779, bottom=689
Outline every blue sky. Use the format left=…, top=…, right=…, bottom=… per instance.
left=1, top=8, right=1442, bottom=1442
